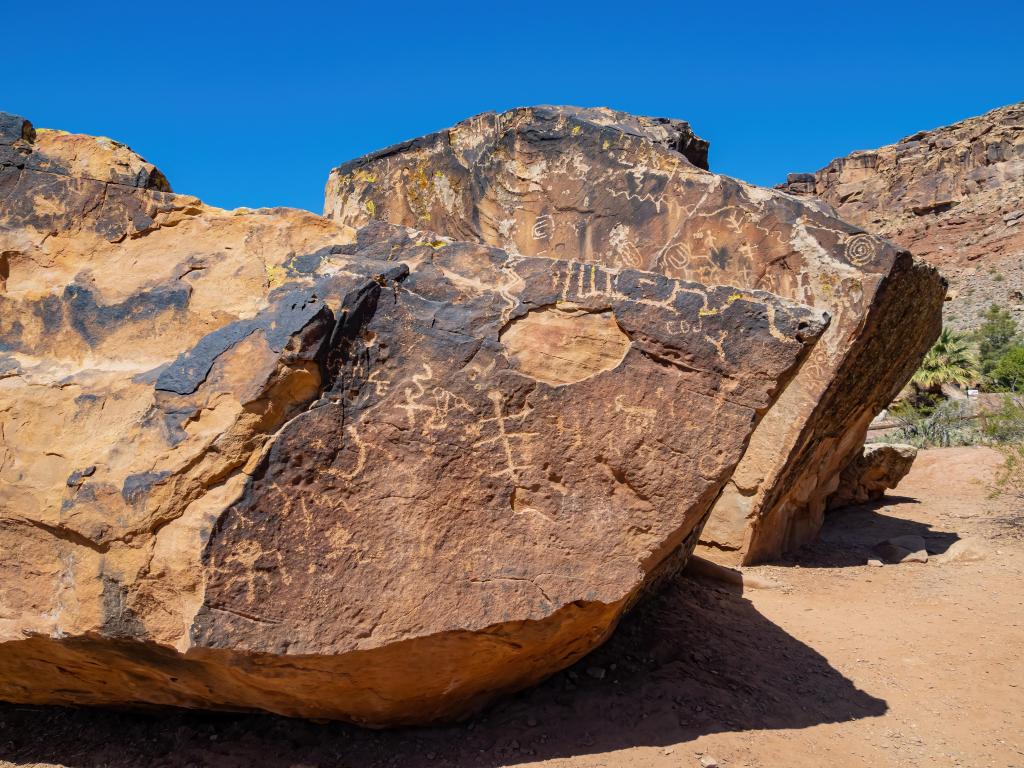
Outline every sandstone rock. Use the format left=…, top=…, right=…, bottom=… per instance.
left=936, top=537, right=988, bottom=564
left=827, top=443, right=918, bottom=510
left=0, top=114, right=827, bottom=724
left=875, top=536, right=929, bottom=564
left=323, top=105, right=946, bottom=563
left=779, top=102, right=1024, bottom=332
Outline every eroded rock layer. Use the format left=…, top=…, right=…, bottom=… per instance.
left=323, top=105, right=947, bottom=562
left=0, top=114, right=827, bottom=724
left=780, top=102, right=1024, bottom=331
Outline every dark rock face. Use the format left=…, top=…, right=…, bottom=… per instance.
left=0, top=112, right=826, bottom=724
left=322, top=105, right=947, bottom=563
left=778, top=102, right=1024, bottom=332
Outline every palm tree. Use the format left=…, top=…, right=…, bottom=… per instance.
left=912, top=328, right=979, bottom=394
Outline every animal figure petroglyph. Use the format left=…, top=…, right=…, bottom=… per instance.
left=614, top=394, right=657, bottom=432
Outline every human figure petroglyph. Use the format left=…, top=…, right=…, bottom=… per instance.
left=217, top=538, right=287, bottom=605
left=721, top=208, right=749, bottom=235
left=397, top=363, right=435, bottom=429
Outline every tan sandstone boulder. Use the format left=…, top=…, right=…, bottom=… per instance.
left=0, top=113, right=827, bottom=724
left=322, top=105, right=947, bottom=563
left=826, top=443, right=918, bottom=510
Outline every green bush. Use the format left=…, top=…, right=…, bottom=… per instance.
left=976, top=304, right=1021, bottom=375
left=990, top=347, right=1024, bottom=393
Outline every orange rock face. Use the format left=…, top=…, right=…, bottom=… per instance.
left=779, top=102, right=1024, bottom=331
left=0, top=113, right=827, bottom=723
left=322, top=106, right=946, bottom=562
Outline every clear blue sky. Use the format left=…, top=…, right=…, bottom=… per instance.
left=7, top=1, right=1022, bottom=213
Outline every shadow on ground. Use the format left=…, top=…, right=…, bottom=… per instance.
left=0, top=570, right=886, bottom=768
left=781, top=495, right=961, bottom=568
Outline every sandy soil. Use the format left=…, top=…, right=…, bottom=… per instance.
left=1, top=446, right=1021, bottom=768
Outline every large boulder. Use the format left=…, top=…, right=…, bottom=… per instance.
left=779, top=102, right=1024, bottom=333
left=826, top=443, right=918, bottom=510
left=322, top=105, right=947, bottom=563
left=0, top=114, right=827, bottom=724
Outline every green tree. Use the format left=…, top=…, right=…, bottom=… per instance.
left=976, top=304, right=1020, bottom=374
left=912, top=327, right=979, bottom=394
left=990, top=347, right=1024, bottom=392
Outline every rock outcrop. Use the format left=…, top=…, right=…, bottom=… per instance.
left=780, top=102, right=1024, bottom=331
left=0, top=113, right=828, bottom=724
left=323, top=105, right=946, bottom=563
left=827, top=443, right=918, bottom=510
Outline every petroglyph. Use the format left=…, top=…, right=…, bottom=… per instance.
left=613, top=394, right=657, bottom=432
left=473, top=391, right=538, bottom=484
left=397, top=363, right=435, bottom=429
left=845, top=232, right=877, bottom=267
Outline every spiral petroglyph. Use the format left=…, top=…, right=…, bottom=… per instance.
left=845, top=233, right=877, bottom=266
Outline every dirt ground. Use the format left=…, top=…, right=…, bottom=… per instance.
left=1, top=446, right=1021, bottom=768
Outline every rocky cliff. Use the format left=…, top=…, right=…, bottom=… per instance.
left=779, top=102, right=1024, bottom=331
left=0, top=112, right=827, bottom=723
left=323, top=106, right=946, bottom=563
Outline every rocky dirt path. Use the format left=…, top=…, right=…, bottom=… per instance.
left=1, top=447, right=1021, bottom=768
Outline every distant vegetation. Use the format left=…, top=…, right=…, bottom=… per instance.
left=881, top=303, right=1024, bottom=448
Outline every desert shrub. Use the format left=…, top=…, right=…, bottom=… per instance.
left=976, top=304, right=1020, bottom=375
left=888, top=395, right=1024, bottom=448
left=888, top=399, right=976, bottom=448
left=990, top=347, right=1024, bottom=393
left=991, top=442, right=1024, bottom=536
left=994, top=442, right=1024, bottom=498
left=978, top=395, right=1024, bottom=442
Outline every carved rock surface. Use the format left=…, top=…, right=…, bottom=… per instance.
left=0, top=114, right=827, bottom=724
left=827, top=443, right=918, bottom=510
left=779, top=102, right=1024, bottom=332
left=323, top=105, right=946, bottom=563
